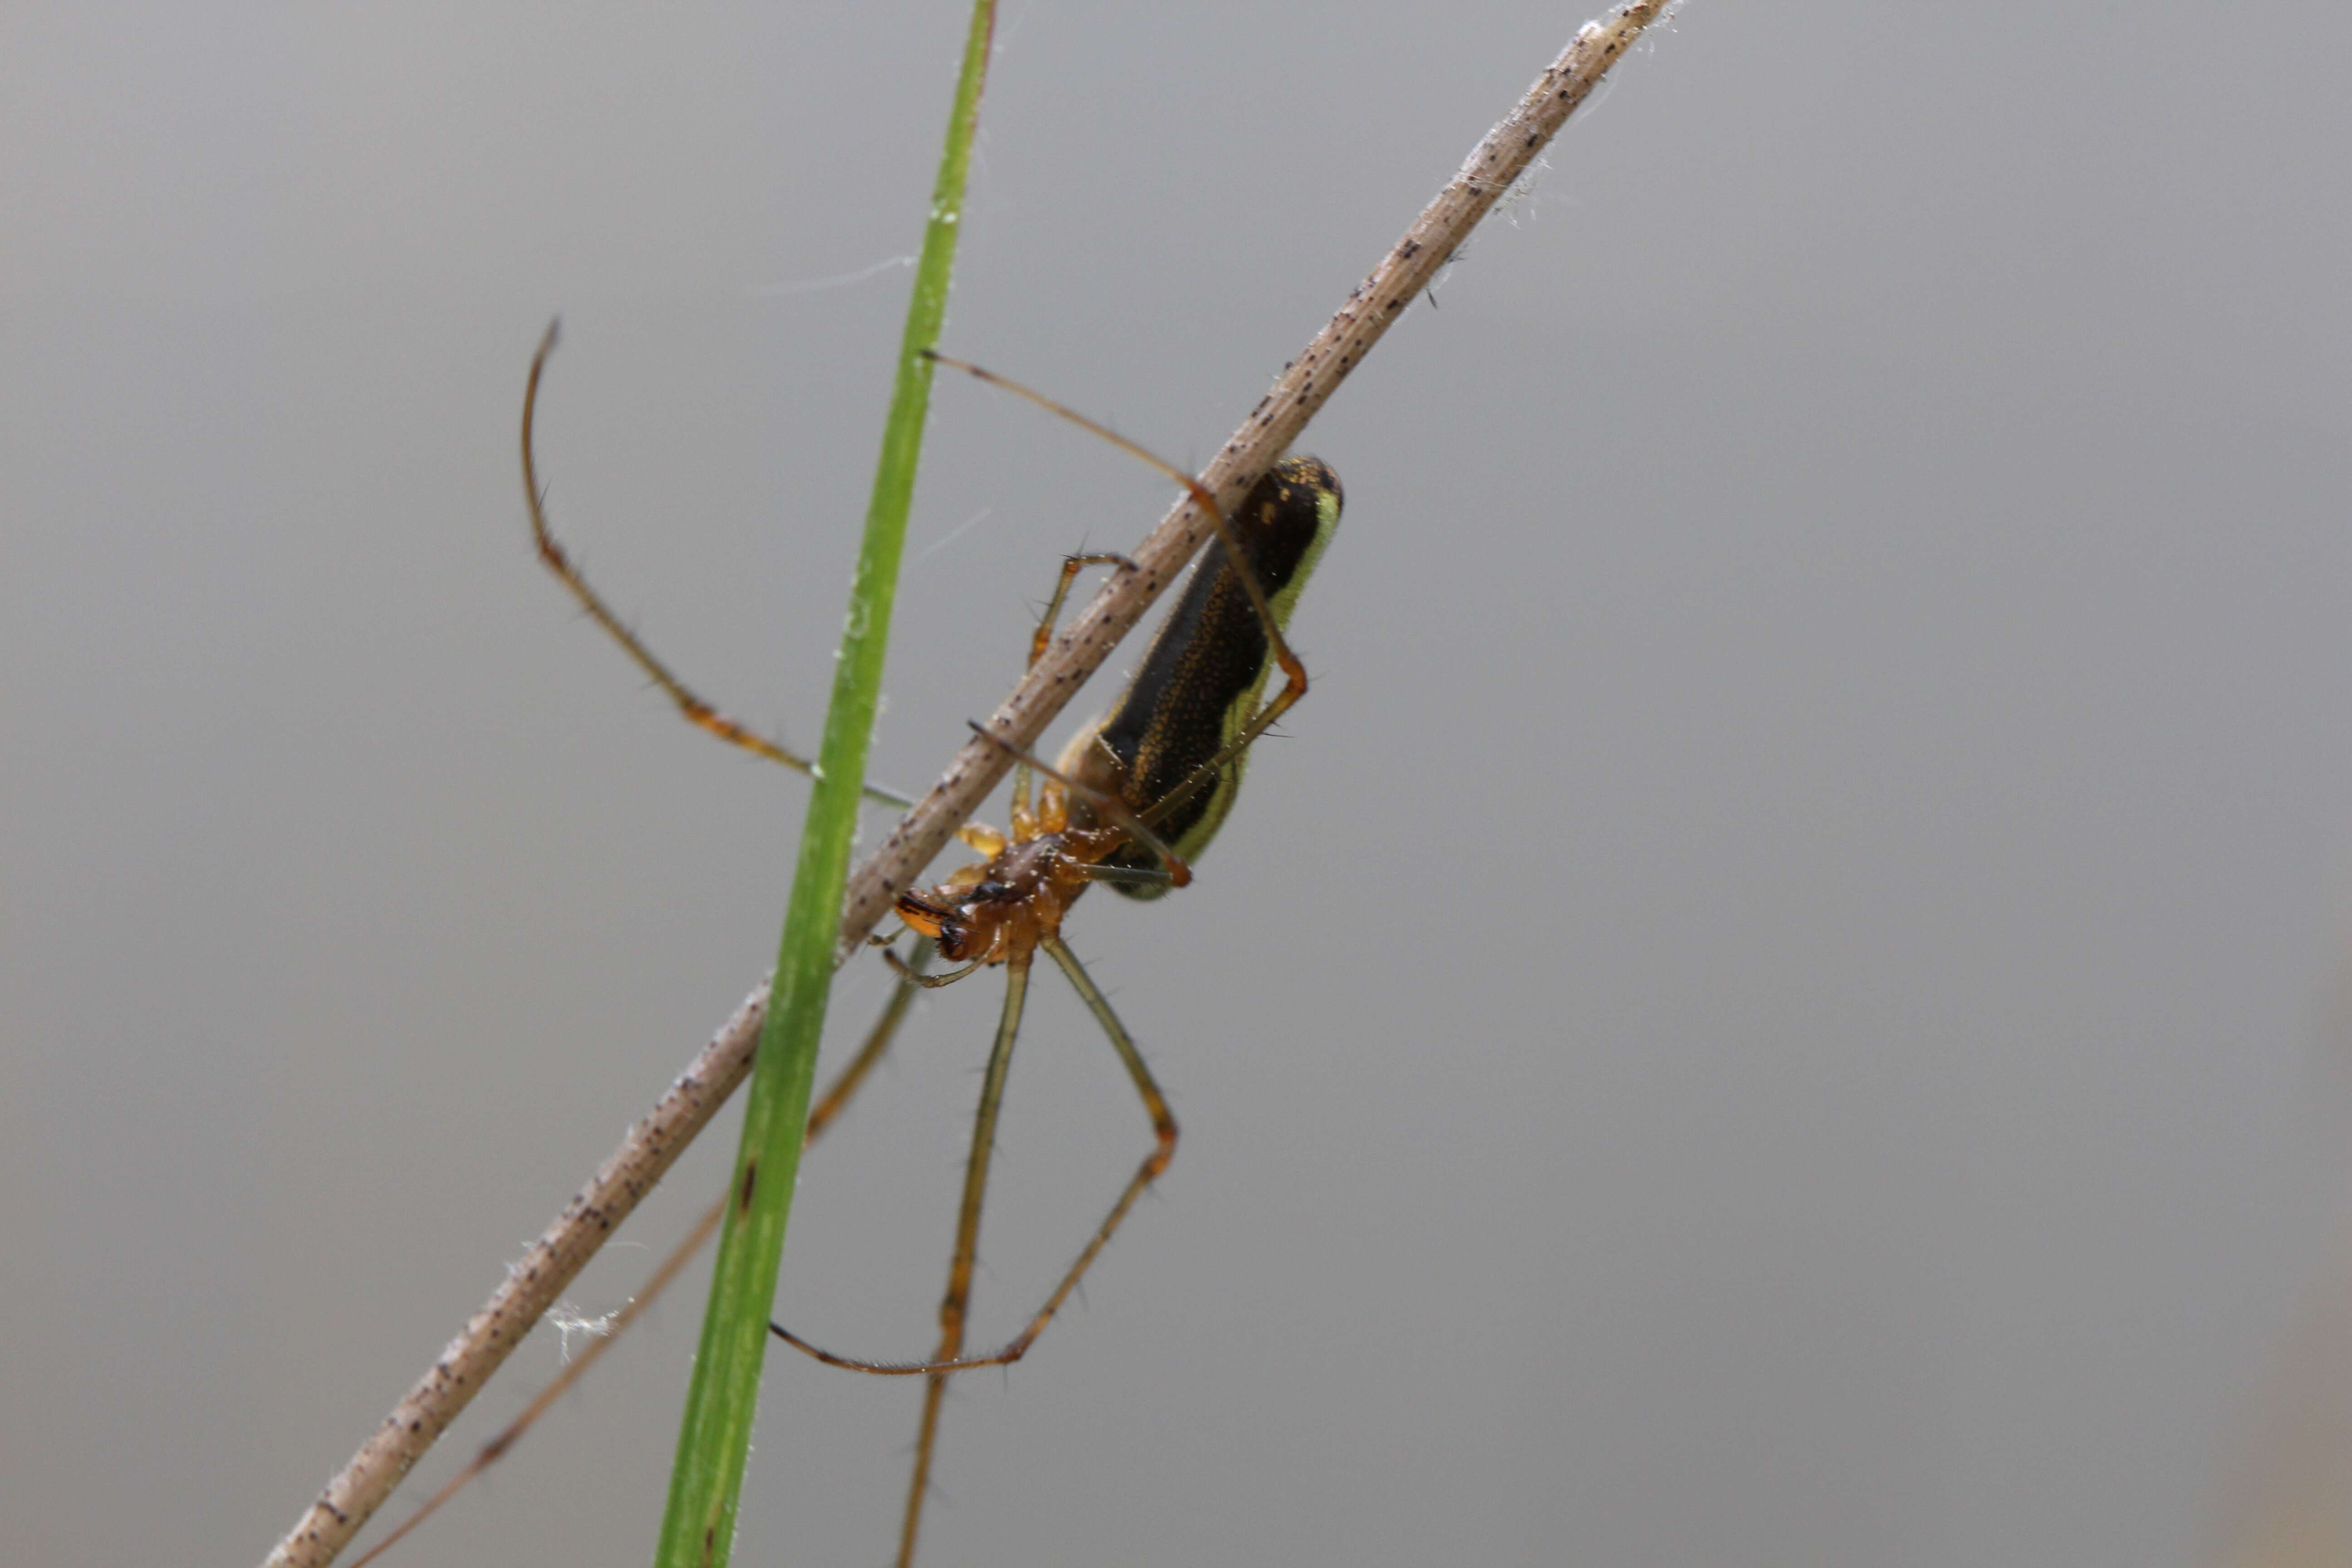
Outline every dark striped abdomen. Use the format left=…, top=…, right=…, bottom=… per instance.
left=1064, top=454, right=1342, bottom=896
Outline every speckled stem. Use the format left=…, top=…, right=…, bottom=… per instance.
left=259, top=7, right=1669, bottom=1564
left=262, top=981, right=770, bottom=1568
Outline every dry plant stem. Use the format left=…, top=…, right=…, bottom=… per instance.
left=344, top=1194, right=728, bottom=1568
left=259, top=9, right=1665, bottom=1565
left=264, top=982, right=772, bottom=1568
left=341, top=941, right=928, bottom=1568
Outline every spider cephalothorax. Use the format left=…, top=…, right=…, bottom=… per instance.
left=892, top=824, right=1123, bottom=966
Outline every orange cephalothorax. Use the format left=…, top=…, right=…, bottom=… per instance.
left=893, top=826, right=1125, bottom=966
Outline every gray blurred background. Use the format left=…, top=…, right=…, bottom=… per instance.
left=5, top=4, right=2349, bottom=1564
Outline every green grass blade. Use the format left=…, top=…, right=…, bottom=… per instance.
left=652, top=4, right=996, bottom=1563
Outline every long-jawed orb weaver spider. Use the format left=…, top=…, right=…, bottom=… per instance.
left=361, top=326, right=1340, bottom=1568
left=764, top=376, right=1342, bottom=1563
